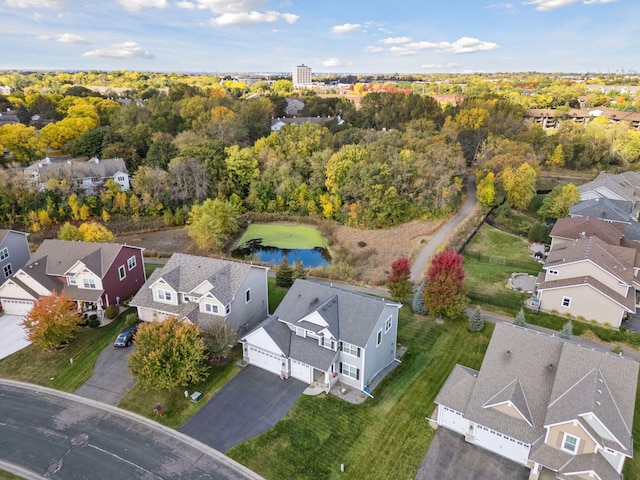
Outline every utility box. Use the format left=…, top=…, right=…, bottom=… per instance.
left=190, top=391, right=203, bottom=403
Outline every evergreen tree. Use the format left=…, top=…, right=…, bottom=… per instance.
left=514, top=308, right=527, bottom=327
left=468, top=306, right=485, bottom=332
left=559, top=320, right=573, bottom=340
left=412, top=282, right=428, bottom=315
left=275, top=257, right=294, bottom=288
left=293, top=258, right=307, bottom=280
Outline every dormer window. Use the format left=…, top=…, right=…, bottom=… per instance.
left=157, top=288, right=172, bottom=301
left=562, top=433, right=579, bottom=454
left=83, top=278, right=96, bottom=289
left=204, top=302, right=219, bottom=314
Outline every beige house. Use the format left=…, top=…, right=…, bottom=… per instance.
left=434, top=323, right=638, bottom=480
left=549, top=216, right=624, bottom=250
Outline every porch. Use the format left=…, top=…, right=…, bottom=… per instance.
left=303, top=367, right=339, bottom=395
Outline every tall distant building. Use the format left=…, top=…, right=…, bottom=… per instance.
left=292, top=64, right=312, bottom=87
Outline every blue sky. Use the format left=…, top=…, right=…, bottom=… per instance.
left=1, top=0, right=638, bottom=74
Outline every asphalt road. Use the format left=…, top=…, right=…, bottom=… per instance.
left=0, top=379, right=263, bottom=480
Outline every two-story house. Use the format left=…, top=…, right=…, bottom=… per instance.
left=241, top=279, right=401, bottom=392
left=0, top=229, right=30, bottom=284
left=129, top=253, right=269, bottom=333
left=0, top=240, right=145, bottom=317
left=434, top=322, right=638, bottom=480
left=578, top=171, right=640, bottom=220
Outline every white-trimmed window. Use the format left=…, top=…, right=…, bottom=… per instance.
left=562, top=433, right=579, bottom=454
left=341, top=342, right=360, bottom=357
left=340, top=362, right=359, bottom=380
left=157, top=288, right=172, bottom=301
left=0, top=247, right=8, bottom=261
left=385, top=315, right=392, bottom=333
left=321, top=336, right=335, bottom=350
left=117, top=176, right=126, bottom=182
left=3, top=264, right=12, bottom=278
left=83, top=277, right=96, bottom=289
left=376, top=329, right=382, bottom=346
left=127, top=255, right=136, bottom=270
left=561, top=296, right=571, bottom=308
left=118, top=265, right=126, bottom=280
left=245, top=288, right=251, bottom=303
left=548, top=269, right=559, bottom=276
left=204, top=302, right=219, bottom=314
left=68, top=276, right=77, bottom=285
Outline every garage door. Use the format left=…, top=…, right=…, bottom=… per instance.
left=474, top=425, right=530, bottom=465
left=247, top=346, right=282, bottom=375
left=439, top=406, right=467, bottom=434
left=1, top=299, right=34, bottom=316
left=291, top=359, right=312, bottom=384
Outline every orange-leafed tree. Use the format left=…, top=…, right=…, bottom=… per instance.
left=422, top=249, right=467, bottom=319
left=387, top=257, right=413, bottom=302
left=21, top=291, right=80, bottom=351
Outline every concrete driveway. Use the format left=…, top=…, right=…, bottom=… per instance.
left=415, top=428, right=530, bottom=480
left=74, top=341, right=136, bottom=405
left=180, top=365, right=306, bottom=453
left=0, top=314, right=31, bottom=361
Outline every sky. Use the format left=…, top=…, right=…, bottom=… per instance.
left=1, top=0, right=639, bottom=74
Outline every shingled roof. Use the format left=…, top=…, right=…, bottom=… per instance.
left=550, top=216, right=624, bottom=246
left=569, top=198, right=635, bottom=224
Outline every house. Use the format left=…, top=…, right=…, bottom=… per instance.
left=578, top=171, right=640, bottom=220
left=23, top=157, right=130, bottom=194
left=549, top=216, right=625, bottom=250
left=0, top=108, right=19, bottom=127
left=0, top=230, right=30, bottom=283
left=569, top=198, right=635, bottom=225
left=284, top=98, right=305, bottom=115
left=533, top=236, right=639, bottom=328
left=433, top=322, right=638, bottom=480
left=240, top=279, right=401, bottom=392
left=0, top=239, right=145, bottom=317
left=129, top=253, right=269, bottom=333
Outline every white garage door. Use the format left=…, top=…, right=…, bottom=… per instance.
left=291, top=359, right=312, bottom=384
left=439, top=406, right=467, bottom=434
left=1, top=299, right=34, bottom=316
left=247, top=346, right=282, bottom=375
left=474, top=425, right=530, bottom=465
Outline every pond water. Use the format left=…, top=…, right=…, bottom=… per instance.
left=231, top=239, right=331, bottom=268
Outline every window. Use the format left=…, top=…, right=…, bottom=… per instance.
left=68, top=276, right=77, bottom=285
left=385, top=315, right=392, bottom=333
left=225, top=304, right=230, bottom=315
left=341, top=342, right=360, bottom=357
left=0, top=247, right=8, bottom=261
left=204, top=302, right=219, bottom=314
left=117, top=176, right=126, bottom=182
left=127, top=255, right=136, bottom=270
left=245, top=288, right=251, bottom=303
left=3, top=264, right=12, bottom=278
left=548, top=269, right=559, bottom=276
left=118, top=265, right=126, bottom=280
left=83, top=277, right=96, bottom=289
left=340, top=362, right=359, bottom=380
left=562, top=433, right=579, bottom=454
left=376, top=329, right=382, bottom=347
left=157, top=289, right=172, bottom=301
left=321, top=337, right=335, bottom=350
left=561, top=296, right=571, bottom=308
left=183, top=294, right=194, bottom=302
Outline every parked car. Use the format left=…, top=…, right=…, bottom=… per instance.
left=114, top=326, right=137, bottom=347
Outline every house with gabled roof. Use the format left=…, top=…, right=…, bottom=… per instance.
left=578, top=171, right=640, bottom=220
left=433, top=323, right=638, bottom=480
left=549, top=216, right=625, bottom=250
left=240, top=279, right=401, bottom=392
left=0, top=239, right=145, bottom=317
left=129, top=253, right=269, bottom=333
left=0, top=229, right=30, bottom=285
left=569, top=198, right=635, bottom=225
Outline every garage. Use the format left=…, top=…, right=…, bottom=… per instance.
left=473, top=424, right=530, bottom=466
left=290, top=359, right=312, bottom=384
left=247, top=346, right=283, bottom=375
left=438, top=405, right=467, bottom=435
left=1, top=299, right=34, bottom=316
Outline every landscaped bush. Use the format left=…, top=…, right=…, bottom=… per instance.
left=88, top=315, right=100, bottom=328
left=105, top=305, right=119, bottom=319
left=124, top=312, right=138, bottom=327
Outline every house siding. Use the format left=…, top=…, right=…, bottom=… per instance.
left=545, top=261, right=629, bottom=297
left=547, top=423, right=597, bottom=455
left=225, top=267, right=269, bottom=331
left=137, top=306, right=174, bottom=322
left=101, top=247, right=145, bottom=306
left=362, top=304, right=399, bottom=386
left=0, top=232, right=30, bottom=281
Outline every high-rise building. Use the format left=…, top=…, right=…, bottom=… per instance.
left=292, top=64, right=312, bottom=87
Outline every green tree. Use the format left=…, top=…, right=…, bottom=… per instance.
left=224, top=145, right=260, bottom=197
left=20, top=291, right=80, bottom=352
left=187, top=198, right=240, bottom=251
left=423, top=249, right=466, bottom=318
left=128, top=317, right=210, bottom=390
left=275, top=257, right=294, bottom=288
left=547, top=144, right=565, bottom=168
left=202, top=320, right=237, bottom=363
left=387, top=257, right=413, bottom=302
left=559, top=320, right=573, bottom=340
left=468, top=306, right=485, bottom=332
left=57, top=222, right=81, bottom=241
left=514, top=308, right=527, bottom=327
left=293, top=259, right=307, bottom=280
left=537, top=183, right=580, bottom=219
left=502, top=162, right=537, bottom=210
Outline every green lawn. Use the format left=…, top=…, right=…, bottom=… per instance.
left=236, top=223, right=327, bottom=249
left=0, top=470, right=22, bottom=480
left=227, top=308, right=493, bottom=480
left=465, top=223, right=540, bottom=265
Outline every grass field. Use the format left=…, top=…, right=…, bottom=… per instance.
left=0, top=470, right=22, bottom=480
left=227, top=308, right=493, bottom=480
left=236, top=223, right=328, bottom=250
left=464, top=223, right=540, bottom=265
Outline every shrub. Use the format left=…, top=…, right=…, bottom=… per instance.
left=105, top=305, right=119, bottom=319
left=559, top=320, right=573, bottom=340
left=514, top=308, right=527, bottom=327
left=125, top=312, right=138, bottom=327
left=88, top=317, right=100, bottom=328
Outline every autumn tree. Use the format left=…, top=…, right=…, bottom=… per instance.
left=0, top=123, right=46, bottom=163
left=387, top=257, right=413, bottom=302
left=58, top=221, right=114, bottom=242
left=502, top=162, right=537, bottom=210
left=21, top=291, right=80, bottom=352
left=537, top=183, right=580, bottom=219
left=476, top=172, right=497, bottom=207
left=187, top=198, right=240, bottom=251
left=423, top=249, right=466, bottom=318
left=128, top=317, right=210, bottom=390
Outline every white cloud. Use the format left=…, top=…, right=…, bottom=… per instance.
left=195, top=0, right=264, bottom=13
left=331, top=23, right=361, bottom=34
left=320, top=57, right=341, bottom=67
left=365, top=46, right=385, bottom=53
left=210, top=10, right=298, bottom=26
left=176, top=0, right=197, bottom=8
left=434, top=37, right=498, bottom=54
left=422, top=63, right=460, bottom=69
left=524, top=0, right=617, bottom=10
left=4, top=0, right=64, bottom=7
left=115, top=0, right=168, bottom=12
left=484, top=3, right=516, bottom=12
left=56, top=33, right=90, bottom=44
left=83, top=41, right=154, bottom=59
left=379, top=36, right=411, bottom=45
left=389, top=46, right=418, bottom=56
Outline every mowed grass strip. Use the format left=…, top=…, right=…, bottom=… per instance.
left=227, top=308, right=493, bottom=480
left=465, top=223, right=539, bottom=266
left=236, top=223, right=327, bottom=249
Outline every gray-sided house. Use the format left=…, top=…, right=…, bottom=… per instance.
left=0, top=229, right=30, bottom=283
left=130, top=253, right=269, bottom=333
left=240, top=279, right=401, bottom=393
left=0, top=239, right=146, bottom=317
left=434, top=322, right=638, bottom=480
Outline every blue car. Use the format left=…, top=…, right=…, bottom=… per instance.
left=114, top=326, right=137, bottom=347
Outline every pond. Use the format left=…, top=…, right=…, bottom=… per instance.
left=230, top=223, right=331, bottom=268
